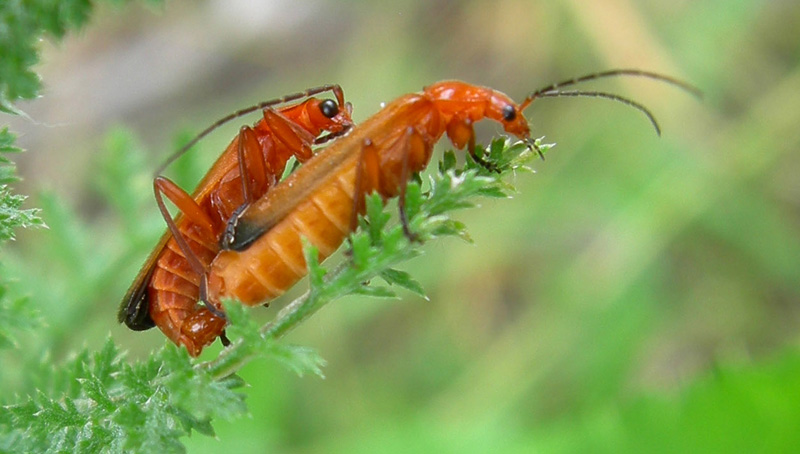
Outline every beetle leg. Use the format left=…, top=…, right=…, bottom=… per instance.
left=198, top=272, right=227, bottom=319
left=219, top=330, right=231, bottom=347
left=351, top=138, right=381, bottom=232
left=467, top=132, right=500, bottom=173
left=153, top=178, right=225, bottom=319
left=237, top=125, right=270, bottom=205
left=154, top=177, right=216, bottom=241
left=447, top=116, right=499, bottom=172
left=262, top=107, right=316, bottom=163
left=358, top=127, right=427, bottom=242
left=397, top=127, right=425, bottom=242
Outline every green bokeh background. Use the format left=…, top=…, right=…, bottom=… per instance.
left=5, top=0, right=800, bottom=452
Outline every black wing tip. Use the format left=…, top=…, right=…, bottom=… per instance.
left=221, top=214, right=268, bottom=252
left=118, top=282, right=156, bottom=331
left=118, top=300, right=156, bottom=331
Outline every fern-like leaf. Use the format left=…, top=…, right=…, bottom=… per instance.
left=0, top=137, right=551, bottom=452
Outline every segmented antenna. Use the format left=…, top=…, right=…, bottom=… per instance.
left=518, top=69, right=701, bottom=137
left=155, top=84, right=346, bottom=176
left=537, top=90, right=663, bottom=135
left=525, top=69, right=702, bottom=103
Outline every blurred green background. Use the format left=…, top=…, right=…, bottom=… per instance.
left=4, top=0, right=800, bottom=452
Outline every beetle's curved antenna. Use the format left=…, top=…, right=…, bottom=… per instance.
left=155, top=84, right=347, bottom=176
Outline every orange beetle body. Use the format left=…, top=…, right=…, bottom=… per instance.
left=121, top=71, right=696, bottom=356
left=207, top=81, right=532, bottom=306
left=119, top=88, right=353, bottom=355
left=209, top=68, right=698, bottom=317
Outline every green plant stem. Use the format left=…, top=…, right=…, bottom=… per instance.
left=260, top=262, right=348, bottom=341
left=199, top=285, right=322, bottom=380
left=200, top=253, right=403, bottom=379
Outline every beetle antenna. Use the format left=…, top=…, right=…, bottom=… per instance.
left=536, top=90, right=662, bottom=136
left=518, top=69, right=701, bottom=113
left=154, top=84, right=345, bottom=176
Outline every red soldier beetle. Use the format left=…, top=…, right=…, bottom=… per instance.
left=207, top=70, right=698, bottom=325
left=118, top=85, right=353, bottom=356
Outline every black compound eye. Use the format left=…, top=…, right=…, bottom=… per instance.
left=320, top=99, right=339, bottom=118
left=502, top=104, right=516, bottom=122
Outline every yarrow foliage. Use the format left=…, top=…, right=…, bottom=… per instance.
left=1, top=137, right=548, bottom=452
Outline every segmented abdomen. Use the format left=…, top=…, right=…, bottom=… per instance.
left=208, top=164, right=358, bottom=304
left=148, top=223, right=222, bottom=355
